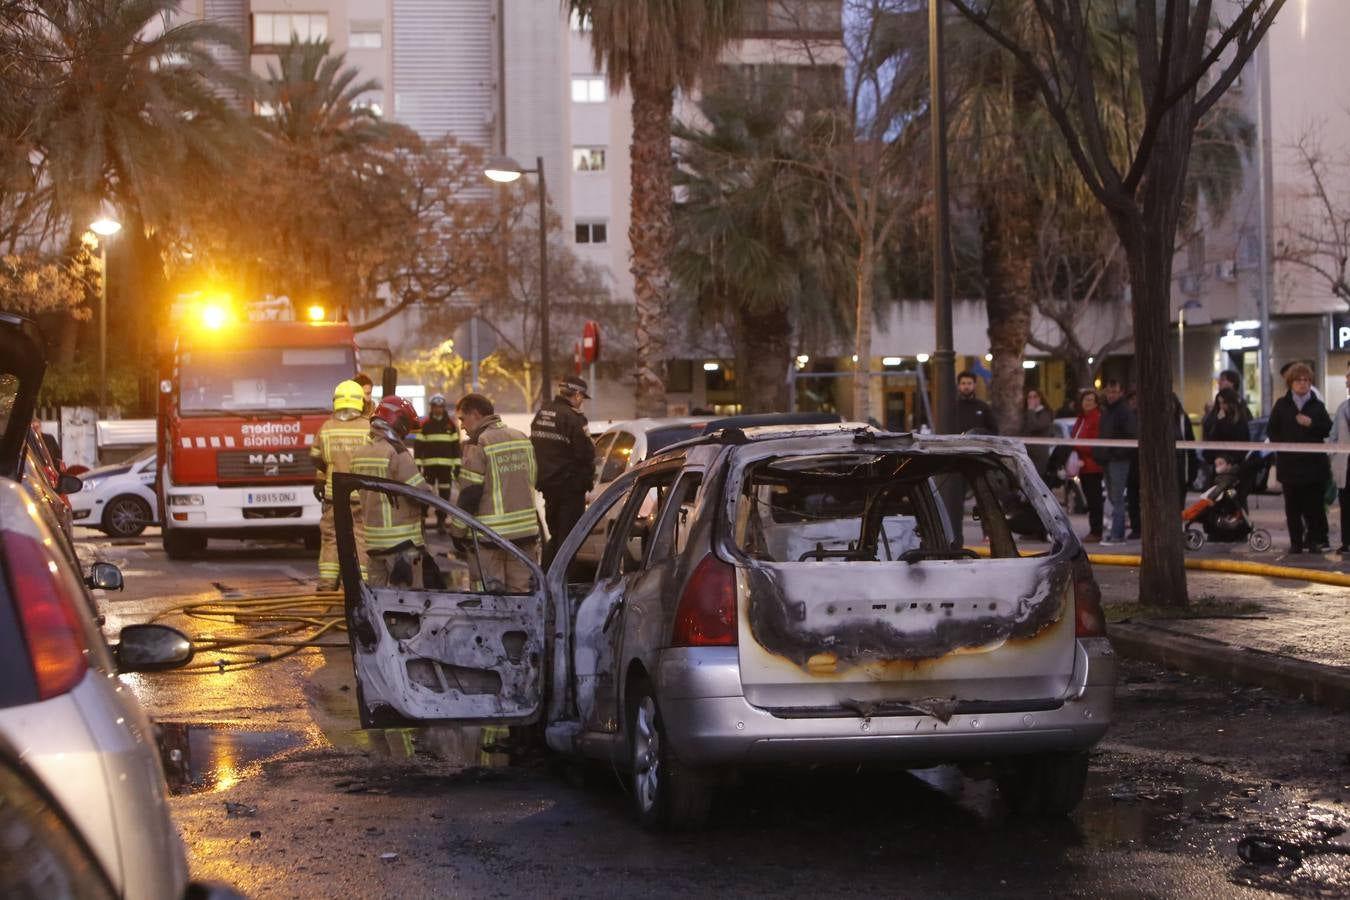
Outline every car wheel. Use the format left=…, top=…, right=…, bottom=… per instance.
left=628, top=679, right=711, bottom=832
left=101, top=495, right=151, bottom=537
left=163, top=529, right=206, bottom=560
left=998, top=751, right=1089, bottom=817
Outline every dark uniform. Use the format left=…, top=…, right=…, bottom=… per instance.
left=531, top=387, right=595, bottom=568
left=412, top=411, right=460, bottom=529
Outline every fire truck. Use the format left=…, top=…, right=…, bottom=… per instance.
left=155, top=298, right=379, bottom=559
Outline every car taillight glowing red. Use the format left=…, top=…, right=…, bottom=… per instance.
left=1071, top=555, right=1107, bottom=638
left=671, top=554, right=738, bottom=647
left=2, top=531, right=89, bottom=699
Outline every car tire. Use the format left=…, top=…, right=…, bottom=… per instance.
left=163, top=529, right=206, bottom=560
left=998, top=751, right=1089, bottom=817
left=627, top=679, right=711, bottom=832
left=101, top=495, right=151, bottom=538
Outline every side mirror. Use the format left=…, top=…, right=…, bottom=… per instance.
left=57, top=473, right=83, bottom=495
left=85, top=562, right=124, bottom=591
left=115, top=624, right=194, bottom=672
left=381, top=366, right=398, bottom=398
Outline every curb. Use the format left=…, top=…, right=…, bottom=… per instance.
left=1109, top=622, right=1350, bottom=711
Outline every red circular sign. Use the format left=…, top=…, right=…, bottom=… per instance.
left=581, top=320, right=601, bottom=364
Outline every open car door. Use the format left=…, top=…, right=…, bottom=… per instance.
left=332, top=472, right=548, bottom=729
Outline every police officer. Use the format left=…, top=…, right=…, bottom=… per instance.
left=413, top=393, right=461, bottom=533
left=455, top=393, right=539, bottom=592
left=310, top=380, right=370, bottom=590
left=530, top=376, right=595, bottom=567
left=350, top=396, right=433, bottom=587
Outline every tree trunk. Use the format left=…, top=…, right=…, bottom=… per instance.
left=852, top=242, right=874, bottom=422
left=734, top=300, right=791, bottom=413
left=629, top=79, right=675, bottom=418
left=981, top=190, right=1037, bottom=434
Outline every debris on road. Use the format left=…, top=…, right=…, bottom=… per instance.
left=224, top=801, right=258, bottom=818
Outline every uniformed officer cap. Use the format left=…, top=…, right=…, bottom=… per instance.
left=559, top=376, right=591, bottom=399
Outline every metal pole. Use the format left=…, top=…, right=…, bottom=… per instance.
left=537, top=156, right=551, bottom=406
left=1255, top=39, right=1274, bottom=415
left=471, top=317, right=480, bottom=390
left=1178, top=308, right=1186, bottom=404
left=929, top=0, right=956, bottom=435
left=98, top=240, right=107, bottom=416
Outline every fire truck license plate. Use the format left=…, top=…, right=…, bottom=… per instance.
left=245, top=491, right=298, bottom=506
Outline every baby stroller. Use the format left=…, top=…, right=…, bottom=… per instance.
left=1181, top=457, right=1271, bottom=552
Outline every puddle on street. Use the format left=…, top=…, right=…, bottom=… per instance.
left=158, top=723, right=309, bottom=794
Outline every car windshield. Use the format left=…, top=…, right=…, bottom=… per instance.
left=647, top=424, right=706, bottom=454
left=179, top=346, right=354, bottom=414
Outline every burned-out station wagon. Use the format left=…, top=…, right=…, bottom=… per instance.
left=334, top=424, right=1116, bottom=831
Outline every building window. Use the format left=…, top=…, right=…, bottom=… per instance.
left=571, top=76, right=606, bottom=103
left=349, top=20, right=383, bottom=48
left=572, top=147, right=606, bottom=172
left=253, top=13, right=328, bottom=46
left=575, top=221, right=608, bottom=245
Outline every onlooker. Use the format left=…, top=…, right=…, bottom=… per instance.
left=955, top=370, right=998, bottom=434
left=1097, top=379, right=1136, bottom=544
left=1019, top=387, right=1055, bottom=475
left=1203, top=387, right=1251, bottom=507
left=1330, top=368, right=1350, bottom=554
left=1072, top=389, right=1104, bottom=542
left=353, top=372, right=375, bottom=416
left=1267, top=363, right=1332, bottom=553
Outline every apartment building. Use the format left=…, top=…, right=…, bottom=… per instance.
left=1169, top=0, right=1350, bottom=415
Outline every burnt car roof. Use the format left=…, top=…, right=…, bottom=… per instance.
left=658, top=423, right=1031, bottom=459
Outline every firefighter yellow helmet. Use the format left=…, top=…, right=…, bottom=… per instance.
left=333, top=379, right=365, bottom=412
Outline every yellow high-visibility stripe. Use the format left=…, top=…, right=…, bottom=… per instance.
left=459, top=469, right=485, bottom=485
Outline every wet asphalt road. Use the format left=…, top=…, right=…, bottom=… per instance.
left=84, top=529, right=1350, bottom=899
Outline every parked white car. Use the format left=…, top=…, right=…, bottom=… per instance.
left=69, top=446, right=157, bottom=537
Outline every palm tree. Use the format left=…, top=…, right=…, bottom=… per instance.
left=567, top=0, right=744, bottom=417
left=672, top=70, right=848, bottom=412
left=259, top=38, right=390, bottom=153
left=33, top=0, right=245, bottom=363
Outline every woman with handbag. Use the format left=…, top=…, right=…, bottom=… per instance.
left=1071, top=388, right=1105, bottom=542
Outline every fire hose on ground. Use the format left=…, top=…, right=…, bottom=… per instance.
left=147, top=591, right=348, bottom=673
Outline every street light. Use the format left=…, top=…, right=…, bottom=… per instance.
left=484, top=155, right=551, bottom=400
left=89, top=216, right=122, bottom=415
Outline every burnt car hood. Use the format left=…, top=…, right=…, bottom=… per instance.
left=0, top=313, right=47, bottom=481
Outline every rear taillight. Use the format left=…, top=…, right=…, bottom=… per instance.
left=1071, top=554, right=1107, bottom=638
left=671, top=554, right=738, bottom=647
left=2, top=531, right=89, bottom=699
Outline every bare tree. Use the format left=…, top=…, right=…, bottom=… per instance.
left=947, top=0, right=1289, bottom=607
left=1275, top=124, right=1350, bottom=307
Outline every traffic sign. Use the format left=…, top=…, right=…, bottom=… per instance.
left=452, top=316, right=497, bottom=363
left=581, top=320, right=601, bottom=364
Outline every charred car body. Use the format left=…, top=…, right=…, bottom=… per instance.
left=335, top=425, right=1115, bottom=830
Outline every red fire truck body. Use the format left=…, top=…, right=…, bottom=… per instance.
left=156, top=316, right=359, bottom=558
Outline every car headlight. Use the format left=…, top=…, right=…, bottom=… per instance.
left=168, top=494, right=204, bottom=506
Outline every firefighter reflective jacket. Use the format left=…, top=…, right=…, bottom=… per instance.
left=351, top=433, right=429, bottom=550
left=311, top=413, right=371, bottom=497
left=412, top=413, right=460, bottom=480
left=530, top=397, right=595, bottom=495
left=455, top=415, right=539, bottom=541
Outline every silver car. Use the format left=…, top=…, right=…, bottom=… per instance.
left=0, top=311, right=214, bottom=897
left=336, top=424, right=1116, bottom=831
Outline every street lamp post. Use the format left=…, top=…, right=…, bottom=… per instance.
left=89, top=216, right=122, bottom=416
left=929, top=0, right=956, bottom=436
left=484, top=155, right=551, bottom=403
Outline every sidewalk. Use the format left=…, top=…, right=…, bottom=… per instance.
left=1018, top=490, right=1350, bottom=708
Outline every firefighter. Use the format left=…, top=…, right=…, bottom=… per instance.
left=310, top=379, right=370, bottom=590
left=350, top=396, right=436, bottom=588
left=453, top=392, right=539, bottom=592
left=530, top=376, right=595, bottom=568
left=413, top=393, right=461, bottom=533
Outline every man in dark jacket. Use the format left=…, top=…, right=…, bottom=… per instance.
left=413, top=393, right=461, bottom=533
left=954, top=371, right=998, bottom=434
left=531, top=376, right=596, bottom=567
left=1267, top=362, right=1333, bottom=553
left=1097, top=379, right=1136, bottom=544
